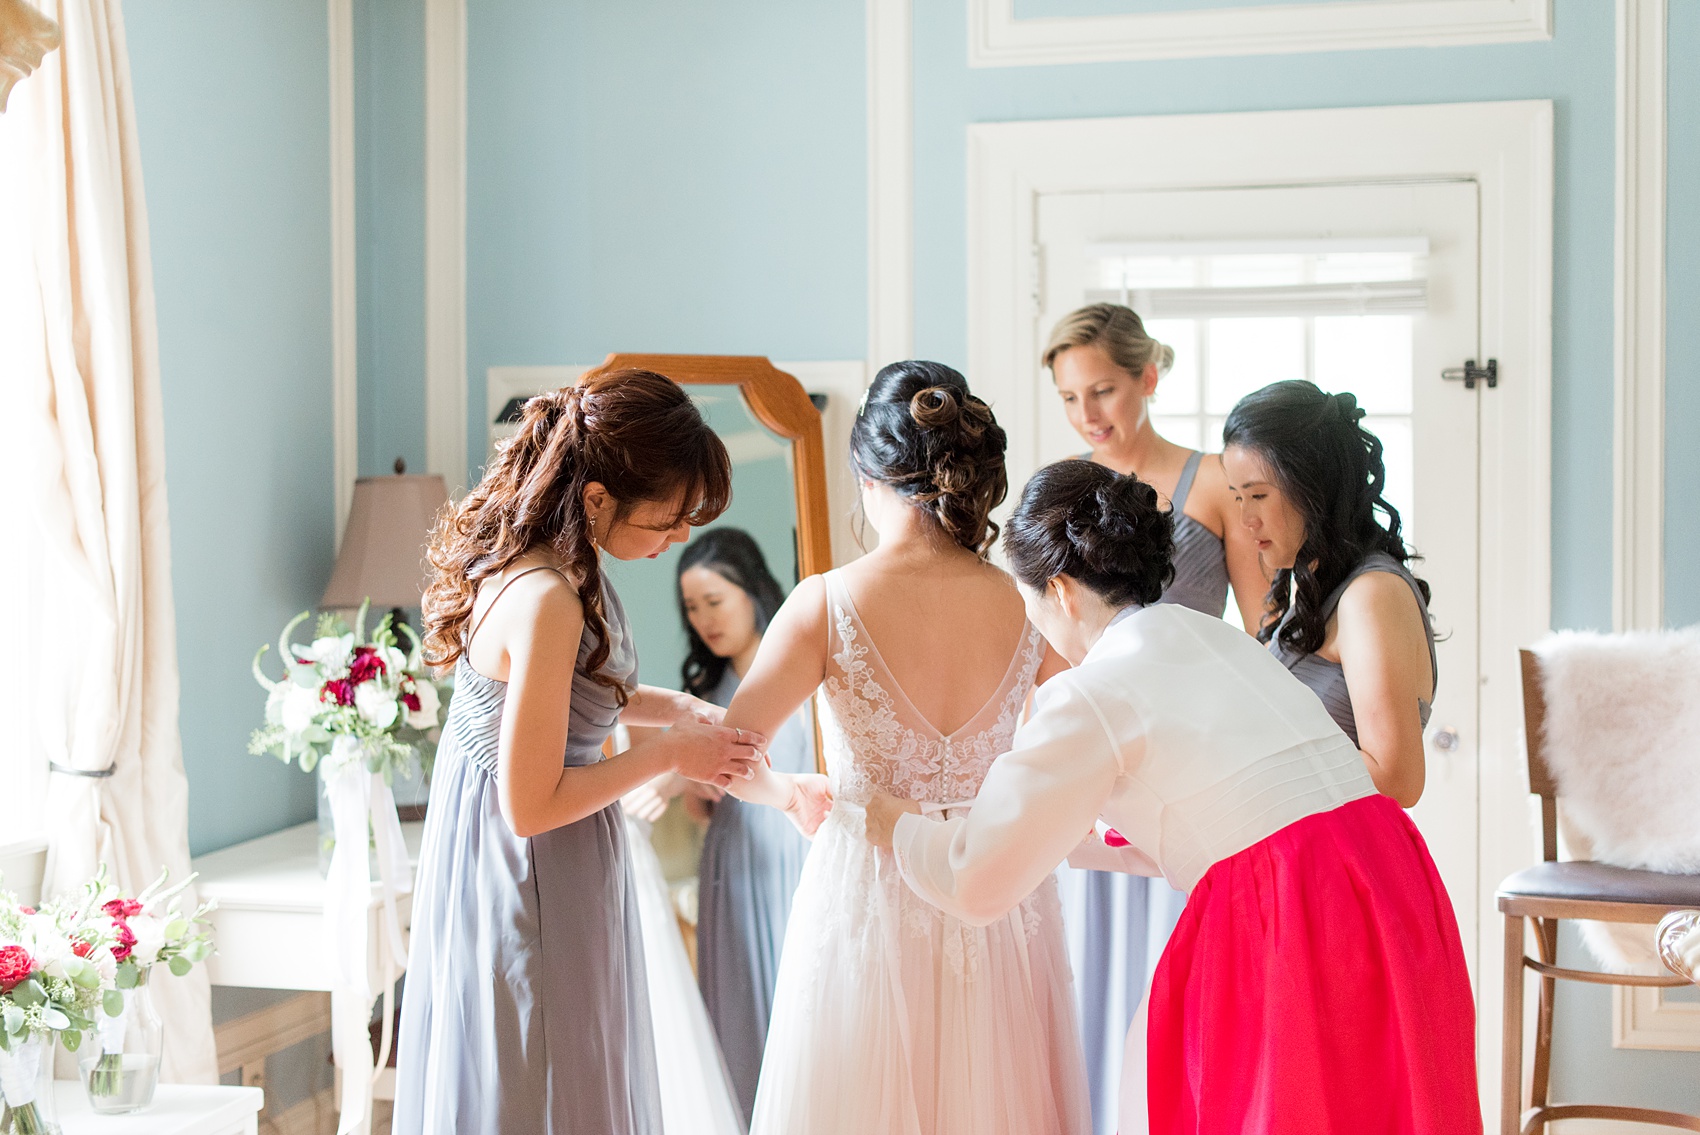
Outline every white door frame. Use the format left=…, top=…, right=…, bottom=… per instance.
left=968, top=100, right=1553, bottom=1116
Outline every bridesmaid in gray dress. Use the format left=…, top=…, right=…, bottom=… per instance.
left=678, top=530, right=814, bottom=1124
left=394, top=371, right=765, bottom=1135
left=1223, top=379, right=1438, bottom=808
left=1044, top=304, right=1267, bottom=1135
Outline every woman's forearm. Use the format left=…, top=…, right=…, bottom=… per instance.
left=724, top=760, right=795, bottom=810
left=621, top=684, right=693, bottom=727
left=505, top=743, right=673, bottom=837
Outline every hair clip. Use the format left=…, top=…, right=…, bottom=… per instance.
left=857, top=385, right=872, bottom=416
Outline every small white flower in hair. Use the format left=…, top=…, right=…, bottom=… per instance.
left=857, top=385, right=872, bottom=416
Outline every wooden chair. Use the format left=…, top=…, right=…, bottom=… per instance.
left=1497, top=649, right=1700, bottom=1135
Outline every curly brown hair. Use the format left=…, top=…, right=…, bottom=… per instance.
left=422, top=368, right=732, bottom=703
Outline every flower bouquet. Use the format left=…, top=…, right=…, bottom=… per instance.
left=0, top=891, right=109, bottom=1135
left=72, top=870, right=213, bottom=1113
left=250, top=602, right=448, bottom=872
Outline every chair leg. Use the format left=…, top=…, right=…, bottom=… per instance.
left=1502, top=913, right=1526, bottom=1135
left=1529, top=919, right=1559, bottom=1134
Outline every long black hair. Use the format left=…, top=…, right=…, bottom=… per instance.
left=1004, top=460, right=1175, bottom=608
left=850, top=360, right=1008, bottom=556
left=1221, top=380, right=1429, bottom=654
left=677, top=527, right=788, bottom=699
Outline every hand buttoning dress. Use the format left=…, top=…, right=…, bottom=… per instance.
left=394, top=570, right=662, bottom=1135
left=1058, top=448, right=1219, bottom=1135
left=696, top=667, right=814, bottom=1124
left=749, top=570, right=1090, bottom=1135
left=894, top=603, right=1481, bottom=1135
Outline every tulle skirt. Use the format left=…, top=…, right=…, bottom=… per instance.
left=750, top=805, right=1090, bottom=1135
left=624, top=814, right=746, bottom=1135
left=1147, top=794, right=1481, bottom=1135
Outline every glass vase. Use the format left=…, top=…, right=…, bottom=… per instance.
left=78, top=969, right=163, bottom=1115
left=0, top=1031, right=60, bottom=1135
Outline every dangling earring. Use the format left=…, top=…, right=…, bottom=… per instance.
left=588, top=515, right=598, bottom=546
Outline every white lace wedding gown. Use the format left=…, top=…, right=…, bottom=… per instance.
left=748, top=571, right=1090, bottom=1135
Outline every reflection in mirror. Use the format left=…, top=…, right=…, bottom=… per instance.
left=605, top=383, right=819, bottom=1122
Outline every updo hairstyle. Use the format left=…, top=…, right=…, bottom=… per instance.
left=849, top=360, right=1008, bottom=556
left=1043, top=302, right=1174, bottom=379
left=1004, top=460, right=1175, bottom=609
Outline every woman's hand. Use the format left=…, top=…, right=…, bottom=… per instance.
left=781, top=774, right=834, bottom=838
left=864, top=791, right=922, bottom=851
left=683, top=695, right=725, bottom=726
left=661, top=719, right=765, bottom=787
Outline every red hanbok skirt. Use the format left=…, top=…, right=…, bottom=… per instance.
left=1147, top=793, right=1481, bottom=1134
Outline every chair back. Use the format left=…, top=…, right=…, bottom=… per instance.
left=1518, top=648, right=1561, bottom=862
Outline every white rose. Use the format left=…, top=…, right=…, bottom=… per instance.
left=126, top=915, right=167, bottom=968
left=304, top=634, right=355, bottom=674
left=281, top=683, right=323, bottom=734
left=405, top=680, right=441, bottom=730
left=354, top=683, right=399, bottom=730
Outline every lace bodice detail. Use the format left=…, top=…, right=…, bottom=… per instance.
left=816, top=570, right=1045, bottom=807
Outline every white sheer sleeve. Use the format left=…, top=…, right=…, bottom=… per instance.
left=892, top=676, right=1137, bottom=927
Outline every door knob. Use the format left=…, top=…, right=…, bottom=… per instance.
left=1431, top=726, right=1460, bottom=752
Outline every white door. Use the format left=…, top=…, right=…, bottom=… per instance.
left=1035, top=183, right=1484, bottom=975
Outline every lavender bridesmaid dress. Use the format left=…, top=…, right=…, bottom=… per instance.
left=393, top=574, right=661, bottom=1135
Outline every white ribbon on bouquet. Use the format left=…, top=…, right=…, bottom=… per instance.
left=322, top=736, right=414, bottom=1135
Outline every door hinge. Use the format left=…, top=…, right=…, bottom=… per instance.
left=1441, top=358, right=1497, bottom=390
left=1029, top=243, right=1044, bottom=319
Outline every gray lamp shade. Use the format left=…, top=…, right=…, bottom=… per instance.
left=321, top=473, right=451, bottom=610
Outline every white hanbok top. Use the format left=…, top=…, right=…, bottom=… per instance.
left=893, top=603, right=1376, bottom=926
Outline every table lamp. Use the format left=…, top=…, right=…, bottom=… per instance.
left=321, top=459, right=451, bottom=635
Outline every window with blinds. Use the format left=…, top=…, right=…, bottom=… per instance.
left=1088, top=239, right=1422, bottom=537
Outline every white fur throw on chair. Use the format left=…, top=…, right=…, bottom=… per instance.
left=1532, top=628, right=1700, bottom=973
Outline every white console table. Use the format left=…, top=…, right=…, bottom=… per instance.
left=192, top=822, right=422, bottom=1134
left=56, top=1082, right=264, bottom=1135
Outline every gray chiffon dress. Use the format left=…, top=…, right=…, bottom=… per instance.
left=393, top=573, right=662, bottom=1135
left=1268, top=551, right=1438, bottom=742
left=1061, top=450, right=1225, bottom=1135
left=695, top=668, right=814, bottom=1124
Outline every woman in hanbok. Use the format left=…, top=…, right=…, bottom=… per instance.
left=721, top=361, right=1091, bottom=1135
left=867, top=458, right=1480, bottom=1135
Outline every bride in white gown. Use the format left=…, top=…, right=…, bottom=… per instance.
left=720, top=362, right=1090, bottom=1135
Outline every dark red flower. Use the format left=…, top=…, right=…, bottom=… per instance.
left=110, top=920, right=137, bottom=961
left=321, top=678, right=356, bottom=706
left=0, top=945, right=34, bottom=992
left=400, top=689, right=421, bottom=712
left=1102, top=827, right=1130, bottom=848
left=349, top=646, right=387, bottom=685
left=17, top=907, right=33, bottom=916
left=102, top=898, right=143, bottom=919
left=71, top=939, right=95, bottom=958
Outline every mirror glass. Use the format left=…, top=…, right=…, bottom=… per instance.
left=603, top=384, right=805, bottom=882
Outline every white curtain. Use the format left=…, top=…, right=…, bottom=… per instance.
left=0, top=0, right=216, bottom=1083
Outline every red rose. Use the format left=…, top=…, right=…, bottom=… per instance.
left=321, top=678, right=356, bottom=706
left=103, top=898, right=143, bottom=918
left=71, top=939, right=95, bottom=958
left=17, top=907, right=33, bottom=916
left=400, top=688, right=421, bottom=713
left=1102, top=827, right=1130, bottom=848
left=0, top=945, right=34, bottom=992
left=349, top=646, right=387, bottom=685
left=110, top=920, right=137, bottom=961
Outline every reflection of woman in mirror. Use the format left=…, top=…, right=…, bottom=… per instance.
left=396, top=371, right=764, bottom=1135
left=673, top=528, right=816, bottom=1124
left=1044, top=302, right=1266, bottom=1133
left=718, top=362, right=1088, bottom=1134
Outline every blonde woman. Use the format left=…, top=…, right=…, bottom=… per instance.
left=1044, top=303, right=1265, bottom=1134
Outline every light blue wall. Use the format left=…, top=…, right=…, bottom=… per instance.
left=126, top=1, right=333, bottom=855
left=1666, top=2, right=1700, bottom=627
left=356, top=0, right=428, bottom=479
left=464, top=0, right=867, bottom=484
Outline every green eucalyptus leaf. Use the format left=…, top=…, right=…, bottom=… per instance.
left=12, top=979, right=45, bottom=1008
left=168, top=956, right=192, bottom=978
left=103, top=989, right=125, bottom=1017
left=2, top=1005, right=23, bottom=1036
left=165, top=919, right=188, bottom=940
left=115, top=962, right=139, bottom=990
left=40, top=1006, right=69, bottom=1031
left=60, top=1028, right=81, bottom=1051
